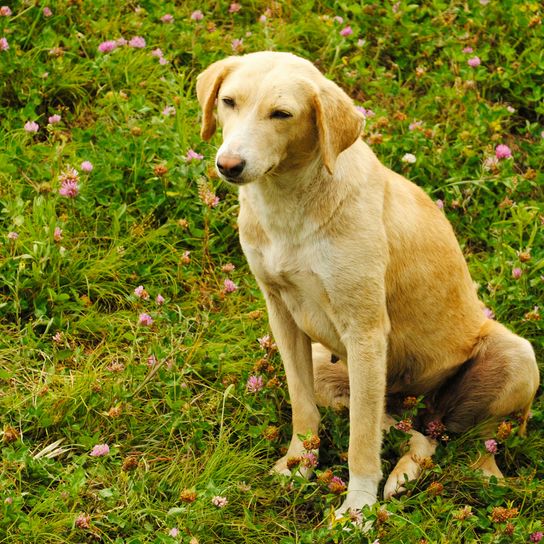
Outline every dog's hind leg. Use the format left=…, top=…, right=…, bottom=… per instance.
left=437, top=320, right=539, bottom=434
left=436, top=319, right=539, bottom=477
left=382, top=415, right=437, bottom=499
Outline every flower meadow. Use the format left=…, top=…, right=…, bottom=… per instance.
left=0, top=1, right=543, bottom=542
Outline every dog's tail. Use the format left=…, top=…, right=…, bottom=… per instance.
left=312, top=343, right=350, bottom=409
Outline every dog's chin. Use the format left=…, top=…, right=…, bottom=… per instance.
left=219, top=174, right=252, bottom=186
left=218, top=165, right=276, bottom=186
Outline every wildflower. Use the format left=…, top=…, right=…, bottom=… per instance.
left=403, top=396, right=418, bottom=409
left=401, top=153, right=416, bottom=164
left=258, top=335, right=276, bottom=350
left=122, top=456, right=139, bottom=471
left=24, top=121, right=39, bottom=132
left=180, top=489, right=197, bottom=503
left=495, top=144, right=512, bottom=159
left=328, top=476, right=347, bottom=494
left=229, top=3, right=241, bottom=13
left=427, top=481, right=444, bottom=496
left=483, top=155, right=499, bottom=171
left=151, top=47, right=163, bottom=58
left=454, top=505, right=474, bottom=521
left=129, top=36, right=146, bottom=48
left=159, top=56, right=168, bottom=65
left=263, top=425, right=279, bottom=440
left=98, top=40, right=118, bottom=53
left=138, top=313, right=153, bottom=326
left=231, top=38, right=243, bottom=52
left=116, top=37, right=127, bottom=46
left=303, top=435, right=321, bottom=450
left=435, top=199, right=444, bottom=209
left=43, top=7, right=52, bottom=17
left=530, top=532, right=544, bottom=543
left=340, top=26, right=353, bottom=37
left=191, top=10, right=204, bottom=21
left=462, top=46, right=474, bottom=54
left=246, top=375, right=264, bottom=393
left=4, top=497, right=13, bottom=504
left=356, top=105, right=375, bottom=118
left=0, top=6, right=12, bottom=16
left=107, top=405, right=122, bottom=418
left=169, top=528, right=179, bottom=537
left=154, top=164, right=168, bottom=177
left=223, top=279, right=238, bottom=293
left=524, top=306, right=540, bottom=321
left=426, top=419, right=447, bottom=439
left=396, top=419, right=413, bottom=433
left=506, top=105, right=515, bottom=113
left=301, top=452, right=318, bottom=468
left=482, top=306, right=495, bottom=319
left=212, top=495, right=228, bottom=508
left=222, top=263, right=235, bottom=273
left=54, top=227, right=63, bottom=242
left=334, top=15, right=344, bottom=23
left=485, top=439, right=498, bottom=454
left=496, top=420, right=513, bottom=441
left=0, top=37, right=8, bottom=51
left=89, top=443, right=110, bottom=457
left=181, top=250, right=191, bottom=264
left=467, top=56, right=481, bottom=67
left=161, top=13, right=174, bottom=23
left=52, top=332, right=63, bottom=343
left=134, top=285, right=149, bottom=300
left=7, top=231, right=18, bottom=240
left=512, top=267, right=522, bottom=279
left=48, top=114, right=61, bottom=124
left=162, top=105, right=176, bottom=116
left=80, top=161, right=93, bottom=172
left=75, top=513, right=91, bottom=529
left=490, top=506, right=518, bottom=523
left=259, top=14, right=267, bottom=23
left=58, top=169, right=79, bottom=187
left=198, top=183, right=219, bottom=207
left=156, top=293, right=165, bottom=305
left=186, top=149, right=204, bottom=161
left=59, top=180, right=79, bottom=198
left=2, top=426, right=19, bottom=443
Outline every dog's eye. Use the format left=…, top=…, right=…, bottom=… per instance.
left=270, top=110, right=292, bottom=119
left=221, top=97, right=236, bottom=108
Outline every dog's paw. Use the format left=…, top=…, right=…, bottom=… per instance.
left=271, top=454, right=314, bottom=479
left=383, top=454, right=421, bottom=499
left=335, top=489, right=377, bottom=522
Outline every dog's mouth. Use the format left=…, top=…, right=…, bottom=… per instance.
left=217, top=163, right=276, bottom=185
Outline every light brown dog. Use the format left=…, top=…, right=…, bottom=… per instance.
left=197, top=52, right=539, bottom=519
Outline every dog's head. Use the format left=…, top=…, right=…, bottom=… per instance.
left=196, top=52, right=363, bottom=185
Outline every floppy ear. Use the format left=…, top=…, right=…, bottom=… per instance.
left=313, top=80, right=364, bottom=174
left=196, top=57, right=238, bottom=140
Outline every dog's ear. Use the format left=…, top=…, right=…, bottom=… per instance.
left=196, top=57, right=238, bottom=140
left=313, top=80, right=364, bottom=174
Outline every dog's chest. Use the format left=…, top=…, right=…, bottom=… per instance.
left=247, top=239, right=343, bottom=352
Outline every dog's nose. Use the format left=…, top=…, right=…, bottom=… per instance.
left=217, top=155, right=246, bottom=179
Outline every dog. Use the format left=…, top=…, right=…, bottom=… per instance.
left=196, top=51, right=539, bottom=520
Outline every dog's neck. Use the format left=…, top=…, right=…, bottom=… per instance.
left=238, top=156, right=352, bottom=242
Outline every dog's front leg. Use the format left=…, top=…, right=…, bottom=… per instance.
left=335, top=330, right=387, bottom=519
left=262, top=288, right=320, bottom=477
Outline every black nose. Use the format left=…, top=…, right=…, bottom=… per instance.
left=217, top=156, right=246, bottom=179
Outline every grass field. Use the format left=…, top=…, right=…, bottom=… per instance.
left=1, top=1, right=543, bottom=542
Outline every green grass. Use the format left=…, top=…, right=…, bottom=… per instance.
left=1, top=1, right=543, bottom=542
